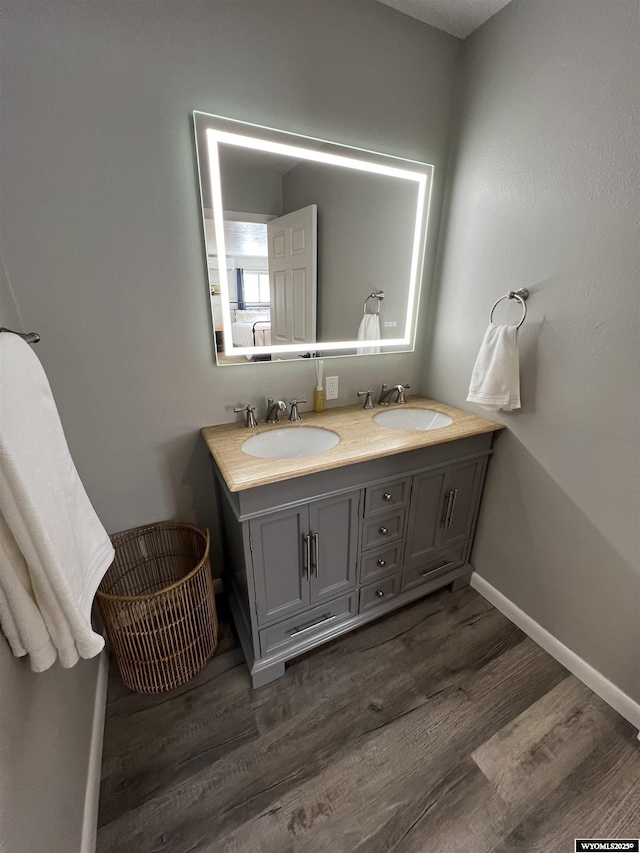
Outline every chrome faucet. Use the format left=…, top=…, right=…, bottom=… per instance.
left=378, top=383, right=410, bottom=406
left=233, top=403, right=258, bottom=428
left=265, top=398, right=287, bottom=424
left=288, top=398, right=307, bottom=421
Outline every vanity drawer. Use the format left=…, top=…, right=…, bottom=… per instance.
left=360, top=542, right=403, bottom=582
left=364, top=477, right=411, bottom=518
left=359, top=574, right=401, bottom=614
left=361, top=509, right=406, bottom=552
left=259, top=593, right=357, bottom=657
left=401, top=545, right=467, bottom=592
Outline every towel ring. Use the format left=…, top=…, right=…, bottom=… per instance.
left=363, top=291, right=384, bottom=315
left=489, top=288, right=529, bottom=330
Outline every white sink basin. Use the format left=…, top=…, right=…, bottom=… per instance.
left=373, top=408, right=453, bottom=431
left=242, top=427, right=340, bottom=459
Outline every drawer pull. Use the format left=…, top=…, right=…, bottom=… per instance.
left=379, top=526, right=389, bottom=535
left=377, top=558, right=386, bottom=567
left=376, top=589, right=385, bottom=598
left=383, top=492, right=392, bottom=502
left=422, top=560, right=455, bottom=578
left=289, top=613, right=337, bottom=638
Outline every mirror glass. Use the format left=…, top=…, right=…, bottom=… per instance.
left=193, top=112, right=433, bottom=365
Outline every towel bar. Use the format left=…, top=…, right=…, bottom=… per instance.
left=0, top=327, right=40, bottom=343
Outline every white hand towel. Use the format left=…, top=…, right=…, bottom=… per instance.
left=466, top=324, right=521, bottom=411
left=356, top=313, right=381, bottom=355
left=0, top=333, right=114, bottom=670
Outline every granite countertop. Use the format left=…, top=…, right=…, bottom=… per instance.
left=201, top=396, right=504, bottom=493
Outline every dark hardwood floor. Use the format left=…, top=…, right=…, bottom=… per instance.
left=97, top=586, right=639, bottom=852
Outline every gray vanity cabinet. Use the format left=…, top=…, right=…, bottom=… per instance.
left=308, top=491, right=360, bottom=603
left=404, top=457, right=487, bottom=574
left=250, top=490, right=359, bottom=626
left=440, top=458, right=487, bottom=548
left=212, top=430, right=497, bottom=689
left=250, top=505, right=310, bottom=624
left=403, top=468, right=450, bottom=572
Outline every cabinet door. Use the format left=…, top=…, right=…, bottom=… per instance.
left=403, top=468, right=449, bottom=573
left=250, top=506, right=311, bottom=625
left=440, top=457, right=487, bottom=548
left=309, top=490, right=360, bottom=604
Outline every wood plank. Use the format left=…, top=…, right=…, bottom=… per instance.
left=97, top=588, right=639, bottom=853
left=471, top=675, right=614, bottom=811
left=99, top=647, right=252, bottom=826
left=98, top=620, right=564, bottom=851
left=488, top=705, right=639, bottom=852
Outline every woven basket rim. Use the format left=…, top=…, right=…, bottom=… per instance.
left=96, top=522, right=210, bottom=603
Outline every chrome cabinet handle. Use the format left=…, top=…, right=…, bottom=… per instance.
left=376, top=589, right=385, bottom=598
left=311, top=532, right=319, bottom=577
left=441, top=490, right=453, bottom=528
left=302, top=533, right=311, bottom=576
left=422, top=559, right=455, bottom=578
left=289, top=613, right=337, bottom=638
left=377, top=558, right=386, bottom=567
left=383, top=492, right=392, bottom=502
left=379, top=526, right=388, bottom=535
left=445, top=488, right=458, bottom=529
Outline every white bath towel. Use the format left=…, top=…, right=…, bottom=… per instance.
left=0, top=333, right=114, bottom=670
left=466, top=324, right=521, bottom=411
left=0, top=512, right=57, bottom=671
left=356, top=313, right=381, bottom=355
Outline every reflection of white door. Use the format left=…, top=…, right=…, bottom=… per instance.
left=268, top=204, right=317, bottom=350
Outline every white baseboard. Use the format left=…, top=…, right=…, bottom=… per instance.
left=81, top=650, right=109, bottom=853
left=471, top=572, right=640, bottom=735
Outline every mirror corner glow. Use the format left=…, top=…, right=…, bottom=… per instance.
left=193, top=111, right=434, bottom=367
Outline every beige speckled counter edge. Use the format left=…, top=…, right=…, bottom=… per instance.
left=201, top=397, right=505, bottom=492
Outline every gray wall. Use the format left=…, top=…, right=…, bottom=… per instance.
left=0, top=0, right=460, bottom=543
left=0, top=645, right=101, bottom=853
left=423, top=0, right=639, bottom=700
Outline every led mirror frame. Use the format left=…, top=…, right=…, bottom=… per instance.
left=197, top=114, right=434, bottom=361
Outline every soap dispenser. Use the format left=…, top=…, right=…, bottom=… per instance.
left=314, top=360, right=325, bottom=412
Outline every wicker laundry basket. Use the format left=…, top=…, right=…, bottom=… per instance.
left=96, top=522, right=218, bottom=693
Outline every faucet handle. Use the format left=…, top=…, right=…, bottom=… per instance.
left=288, top=398, right=307, bottom=422
left=397, top=384, right=410, bottom=404
left=234, top=403, right=258, bottom=428
left=357, top=390, right=375, bottom=410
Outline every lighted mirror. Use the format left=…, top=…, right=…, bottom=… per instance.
left=193, top=112, right=433, bottom=365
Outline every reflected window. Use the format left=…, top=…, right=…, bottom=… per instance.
left=242, top=271, right=270, bottom=304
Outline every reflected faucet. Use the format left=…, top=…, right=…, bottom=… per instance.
left=265, top=398, right=287, bottom=424
left=378, top=383, right=410, bottom=406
